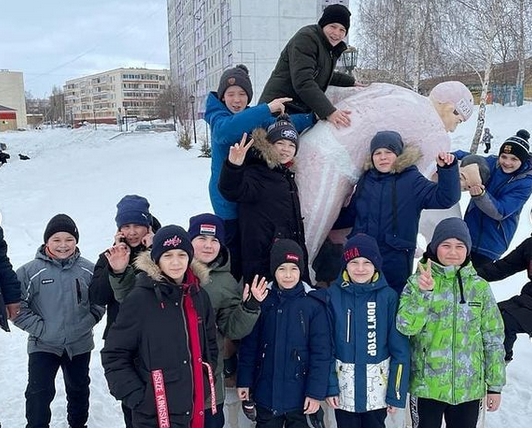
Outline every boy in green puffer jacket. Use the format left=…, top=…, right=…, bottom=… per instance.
left=397, top=217, right=505, bottom=428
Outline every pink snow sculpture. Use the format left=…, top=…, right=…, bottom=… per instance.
left=298, top=82, right=473, bottom=261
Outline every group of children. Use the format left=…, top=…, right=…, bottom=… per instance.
left=1, top=3, right=532, bottom=428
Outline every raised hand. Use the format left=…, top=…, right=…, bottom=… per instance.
left=268, top=97, right=293, bottom=114
left=105, top=243, right=131, bottom=274
left=141, top=226, right=154, bottom=248
left=243, top=275, right=268, bottom=303
left=228, top=133, right=254, bottom=166
left=436, top=152, right=455, bottom=167
left=418, top=259, right=434, bottom=291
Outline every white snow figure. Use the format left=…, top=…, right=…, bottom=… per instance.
left=297, top=81, right=474, bottom=262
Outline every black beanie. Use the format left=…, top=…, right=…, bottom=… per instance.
left=370, top=130, right=404, bottom=156
left=318, top=4, right=351, bottom=32
left=267, top=114, right=299, bottom=152
left=429, top=218, right=472, bottom=256
left=499, top=133, right=530, bottom=164
left=44, top=214, right=79, bottom=243
left=217, top=64, right=253, bottom=102
left=151, top=225, right=194, bottom=265
left=270, top=239, right=305, bottom=276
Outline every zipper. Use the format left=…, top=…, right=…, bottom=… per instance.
left=180, top=293, right=193, bottom=403
left=452, top=277, right=457, bottom=404
left=395, top=363, right=403, bottom=400
left=299, top=310, right=306, bottom=337
left=76, top=279, right=82, bottom=304
left=346, top=309, right=352, bottom=343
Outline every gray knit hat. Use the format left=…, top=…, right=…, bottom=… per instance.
left=217, top=64, right=253, bottom=102
left=429, top=218, right=472, bottom=256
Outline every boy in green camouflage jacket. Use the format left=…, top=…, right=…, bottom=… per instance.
left=396, top=217, right=505, bottom=428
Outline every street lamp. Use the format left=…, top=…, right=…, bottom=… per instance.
left=189, top=95, right=197, bottom=145
left=92, top=103, right=97, bottom=130
left=341, top=46, right=358, bottom=75
left=171, top=102, right=176, bottom=131
left=124, top=107, right=129, bottom=132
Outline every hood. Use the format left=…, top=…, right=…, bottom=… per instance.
left=249, top=127, right=296, bottom=170
left=363, top=144, right=422, bottom=174
left=332, top=269, right=389, bottom=294
left=134, top=250, right=209, bottom=284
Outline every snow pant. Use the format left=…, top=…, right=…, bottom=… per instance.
left=484, top=143, right=491, bottom=153
left=470, top=252, right=494, bottom=270
left=256, top=406, right=307, bottom=428
left=335, top=408, right=387, bottom=428
left=409, top=396, right=480, bottom=428
left=500, top=308, right=526, bottom=362
left=224, top=219, right=242, bottom=282
left=25, top=351, right=90, bottom=428
left=205, top=403, right=225, bottom=428
left=122, top=402, right=133, bottom=428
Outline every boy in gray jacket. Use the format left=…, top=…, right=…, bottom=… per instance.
left=14, top=214, right=105, bottom=428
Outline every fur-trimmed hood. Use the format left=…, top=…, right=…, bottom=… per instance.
left=133, top=250, right=210, bottom=284
left=249, top=127, right=296, bottom=170
left=363, top=144, right=422, bottom=174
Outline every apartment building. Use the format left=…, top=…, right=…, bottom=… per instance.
left=167, top=0, right=349, bottom=115
left=63, top=68, right=170, bottom=124
left=0, top=70, right=28, bottom=130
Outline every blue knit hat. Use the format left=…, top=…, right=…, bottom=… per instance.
left=342, top=233, right=382, bottom=271
left=115, top=195, right=151, bottom=229
left=370, top=131, right=404, bottom=157
left=188, top=213, right=225, bottom=245
left=151, top=225, right=194, bottom=265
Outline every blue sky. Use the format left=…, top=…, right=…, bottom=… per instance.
left=0, top=0, right=169, bottom=98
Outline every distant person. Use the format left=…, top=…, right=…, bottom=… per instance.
left=481, top=127, right=493, bottom=153
left=259, top=4, right=356, bottom=128
left=205, top=64, right=314, bottom=281
left=0, top=225, right=21, bottom=332
left=13, top=214, right=105, bottom=428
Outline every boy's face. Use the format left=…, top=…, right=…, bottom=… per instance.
left=322, top=23, right=347, bottom=46
left=158, top=249, right=189, bottom=283
left=273, top=139, right=297, bottom=164
left=119, top=224, right=149, bottom=247
left=346, top=257, right=375, bottom=284
left=372, top=148, right=397, bottom=173
left=192, top=235, right=221, bottom=264
left=275, top=262, right=300, bottom=289
left=46, top=232, right=77, bottom=259
left=222, top=86, right=249, bottom=113
left=436, top=238, right=467, bottom=266
left=498, top=153, right=522, bottom=174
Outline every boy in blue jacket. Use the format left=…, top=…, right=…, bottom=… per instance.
left=326, top=234, right=409, bottom=428
left=205, top=64, right=314, bottom=281
left=237, top=239, right=331, bottom=428
left=457, top=129, right=532, bottom=268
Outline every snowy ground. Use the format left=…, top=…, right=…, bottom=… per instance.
left=1, top=105, right=532, bottom=427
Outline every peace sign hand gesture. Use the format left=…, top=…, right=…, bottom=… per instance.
left=418, top=259, right=434, bottom=291
left=228, top=133, right=254, bottom=166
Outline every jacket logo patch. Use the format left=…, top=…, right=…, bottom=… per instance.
left=468, top=302, right=481, bottom=307
left=41, top=279, right=54, bottom=284
left=163, top=235, right=182, bottom=247
left=285, top=253, right=300, bottom=263
left=281, top=129, right=298, bottom=140
left=344, top=247, right=360, bottom=261
left=503, top=144, right=513, bottom=154
left=227, top=77, right=236, bottom=85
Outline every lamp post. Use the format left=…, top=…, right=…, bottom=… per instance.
left=124, top=107, right=129, bottom=132
left=92, top=103, right=97, bottom=130
left=189, top=95, right=197, bottom=145
left=341, top=46, right=358, bottom=75
left=171, top=102, right=176, bottom=131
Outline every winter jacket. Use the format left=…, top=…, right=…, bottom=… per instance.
left=237, top=281, right=332, bottom=415
left=259, top=24, right=355, bottom=119
left=205, top=92, right=314, bottom=220
left=326, top=272, right=409, bottom=412
left=13, top=246, right=105, bottom=357
left=396, top=259, right=506, bottom=404
left=218, top=128, right=309, bottom=285
left=461, top=153, right=532, bottom=261
left=101, top=252, right=218, bottom=428
left=335, top=146, right=460, bottom=293
left=477, top=235, right=532, bottom=333
left=108, top=247, right=260, bottom=407
left=89, top=243, right=148, bottom=339
left=0, top=226, right=21, bottom=331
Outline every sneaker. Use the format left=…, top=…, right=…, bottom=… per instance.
left=242, top=399, right=257, bottom=422
left=306, top=406, right=325, bottom=428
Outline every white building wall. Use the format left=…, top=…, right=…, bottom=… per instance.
left=0, top=70, right=28, bottom=129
